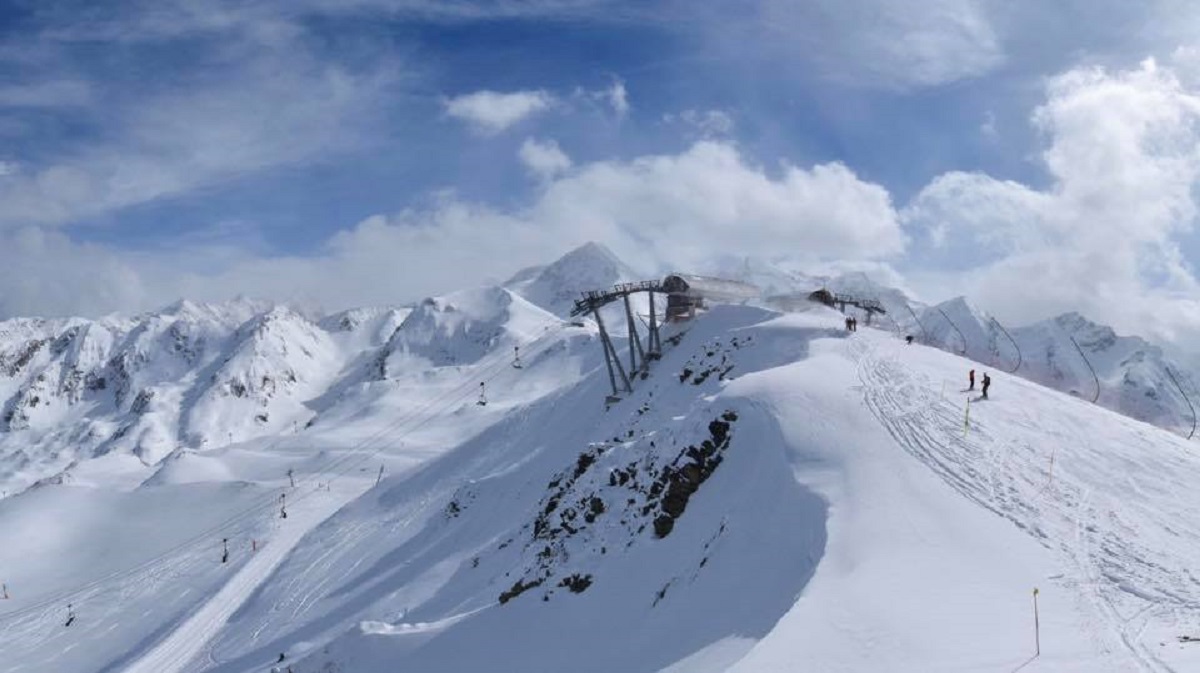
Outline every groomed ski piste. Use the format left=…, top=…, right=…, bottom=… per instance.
left=4, top=294, right=1200, bottom=672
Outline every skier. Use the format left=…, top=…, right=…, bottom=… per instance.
left=968, top=369, right=975, bottom=391
left=845, top=317, right=852, bottom=332
left=850, top=317, right=858, bottom=332
left=905, top=335, right=914, bottom=345
left=982, top=373, right=991, bottom=399
left=64, top=603, right=75, bottom=627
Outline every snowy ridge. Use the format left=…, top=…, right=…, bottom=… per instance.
left=3, top=244, right=1200, bottom=673
left=0, top=285, right=557, bottom=496
left=506, top=242, right=641, bottom=318
left=382, top=286, right=557, bottom=369
left=911, top=296, right=1199, bottom=433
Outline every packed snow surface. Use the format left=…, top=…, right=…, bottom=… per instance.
left=2, top=244, right=1200, bottom=672
left=2, top=294, right=1200, bottom=672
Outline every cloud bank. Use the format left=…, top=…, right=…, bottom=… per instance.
left=0, top=141, right=902, bottom=316
left=903, top=58, right=1200, bottom=343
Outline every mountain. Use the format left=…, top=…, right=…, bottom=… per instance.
left=506, top=242, right=642, bottom=317
left=0, top=287, right=560, bottom=496
left=7, top=300, right=1198, bottom=672
left=5, top=247, right=1200, bottom=673
left=1012, top=311, right=1197, bottom=430
left=907, top=296, right=1198, bottom=434
left=915, top=295, right=1014, bottom=366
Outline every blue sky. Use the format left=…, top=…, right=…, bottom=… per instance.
left=2, top=0, right=1200, bottom=346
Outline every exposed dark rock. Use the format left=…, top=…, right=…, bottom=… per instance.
left=559, top=573, right=593, bottom=593
left=498, top=577, right=544, bottom=604
left=131, top=389, right=155, bottom=415
left=653, top=515, right=675, bottom=538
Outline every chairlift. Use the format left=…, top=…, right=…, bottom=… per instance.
left=477, top=382, right=488, bottom=406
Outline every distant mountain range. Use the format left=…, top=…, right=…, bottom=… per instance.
left=1, top=242, right=1195, bottom=496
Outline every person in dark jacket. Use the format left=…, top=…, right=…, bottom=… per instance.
left=968, top=369, right=975, bottom=391
left=982, top=373, right=991, bottom=399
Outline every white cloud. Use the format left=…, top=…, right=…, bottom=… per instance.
left=603, top=79, right=629, bottom=117
left=209, top=141, right=900, bottom=309
left=0, top=51, right=400, bottom=228
left=0, top=228, right=150, bottom=318
left=527, top=141, right=903, bottom=271
left=443, top=89, right=556, bottom=134
left=0, top=141, right=904, bottom=317
left=570, top=78, right=632, bottom=118
left=903, top=58, right=1200, bottom=344
left=664, top=109, right=735, bottom=138
left=748, top=0, right=1003, bottom=89
left=519, top=138, right=573, bottom=179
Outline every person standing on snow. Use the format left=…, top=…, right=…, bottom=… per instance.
left=982, top=373, right=991, bottom=399
left=968, top=369, right=975, bottom=391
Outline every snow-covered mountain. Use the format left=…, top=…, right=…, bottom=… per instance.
left=506, top=242, right=642, bottom=318
left=0, top=284, right=564, bottom=496
left=1014, top=312, right=1199, bottom=429
left=911, top=296, right=1199, bottom=434
left=5, top=244, right=1200, bottom=673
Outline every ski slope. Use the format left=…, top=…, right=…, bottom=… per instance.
left=0, top=292, right=591, bottom=673
left=841, top=331, right=1200, bottom=672
left=122, top=480, right=364, bottom=673
left=264, top=305, right=1200, bottom=673
left=3, top=260, right=1200, bottom=672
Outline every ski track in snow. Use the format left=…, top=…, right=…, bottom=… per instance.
left=849, top=333, right=1200, bottom=673
left=122, top=483, right=364, bottom=673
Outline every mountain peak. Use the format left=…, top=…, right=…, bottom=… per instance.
left=506, top=242, right=639, bottom=317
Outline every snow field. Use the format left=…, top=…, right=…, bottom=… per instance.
left=3, top=244, right=1200, bottom=673
left=0, top=310, right=585, bottom=673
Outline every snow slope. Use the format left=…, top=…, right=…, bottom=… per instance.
left=917, top=296, right=1199, bottom=434
left=3, top=246, right=1200, bottom=673
left=0, top=288, right=588, bottom=673
left=30, top=304, right=1177, bottom=673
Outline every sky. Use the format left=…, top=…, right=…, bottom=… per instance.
left=2, top=0, right=1200, bottom=347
